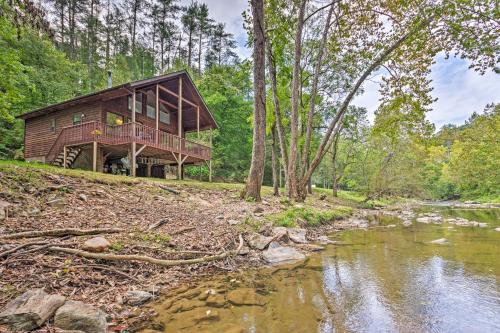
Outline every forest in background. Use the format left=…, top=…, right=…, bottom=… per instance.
left=0, top=0, right=498, bottom=202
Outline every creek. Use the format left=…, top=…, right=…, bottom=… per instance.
left=144, top=205, right=500, bottom=333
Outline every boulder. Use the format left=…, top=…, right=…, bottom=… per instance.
left=316, top=236, right=336, bottom=245
left=245, top=233, right=273, bottom=250
left=54, top=301, right=107, bottom=333
left=287, top=228, right=308, bottom=244
left=77, top=194, right=88, bottom=202
left=237, top=246, right=250, bottom=255
left=227, top=288, right=267, bottom=306
left=262, top=246, right=306, bottom=264
left=429, top=238, right=449, bottom=245
left=402, top=220, right=412, bottom=227
left=0, top=200, right=10, bottom=221
left=417, top=214, right=443, bottom=224
left=0, top=289, right=65, bottom=331
left=124, top=290, right=153, bottom=306
left=82, top=237, right=110, bottom=253
left=495, top=227, right=500, bottom=232
left=228, top=219, right=240, bottom=225
left=271, top=227, right=288, bottom=241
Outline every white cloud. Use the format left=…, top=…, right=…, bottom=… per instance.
left=352, top=56, right=499, bottom=127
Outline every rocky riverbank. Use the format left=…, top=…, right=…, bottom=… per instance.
left=0, top=163, right=362, bottom=332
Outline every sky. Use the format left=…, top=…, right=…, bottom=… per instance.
left=191, top=0, right=499, bottom=128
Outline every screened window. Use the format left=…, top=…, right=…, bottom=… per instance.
left=72, top=113, right=83, bottom=125
left=49, top=118, right=56, bottom=133
left=128, top=93, right=143, bottom=113
left=159, top=104, right=170, bottom=124
left=146, top=92, right=156, bottom=119
left=106, top=112, right=124, bottom=126
left=146, top=104, right=156, bottom=119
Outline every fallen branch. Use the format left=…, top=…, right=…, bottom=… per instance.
left=0, top=228, right=123, bottom=240
left=0, top=241, right=48, bottom=258
left=147, top=218, right=169, bottom=231
left=48, top=234, right=244, bottom=267
left=170, top=226, right=196, bottom=236
left=72, top=264, right=141, bottom=283
left=158, top=185, right=180, bottom=195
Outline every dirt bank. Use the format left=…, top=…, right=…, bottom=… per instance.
left=0, top=163, right=359, bottom=331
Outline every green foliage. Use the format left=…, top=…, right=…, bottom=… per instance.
left=139, top=232, right=171, bottom=244
left=268, top=206, right=352, bottom=228
left=196, top=63, right=253, bottom=182
left=0, top=11, right=87, bottom=158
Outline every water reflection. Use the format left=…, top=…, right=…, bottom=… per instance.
left=147, top=207, right=500, bottom=333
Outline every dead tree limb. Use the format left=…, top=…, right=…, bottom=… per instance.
left=147, top=218, right=169, bottom=231
left=170, top=226, right=196, bottom=236
left=158, top=185, right=180, bottom=195
left=0, top=241, right=48, bottom=258
left=48, top=234, right=244, bottom=267
left=0, top=228, right=123, bottom=240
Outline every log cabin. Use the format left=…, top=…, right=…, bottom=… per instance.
left=17, top=70, right=217, bottom=180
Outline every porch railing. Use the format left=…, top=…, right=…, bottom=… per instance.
left=46, top=121, right=211, bottom=163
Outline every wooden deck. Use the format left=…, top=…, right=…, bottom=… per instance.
left=46, top=121, right=211, bottom=163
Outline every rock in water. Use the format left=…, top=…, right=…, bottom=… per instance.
left=245, top=233, right=274, bottom=250
left=287, top=228, right=308, bottom=244
left=429, top=238, right=449, bottom=245
left=262, top=246, right=306, bottom=264
left=0, top=289, right=65, bottom=331
left=495, top=227, right=500, bottom=232
left=54, top=301, right=107, bottom=333
left=124, top=291, right=153, bottom=306
left=82, top=237, right=110, bottom=253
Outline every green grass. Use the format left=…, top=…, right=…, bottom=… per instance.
left=0, top=160, right=272, bottom=194
left=267, top=206, right=352, bottom=228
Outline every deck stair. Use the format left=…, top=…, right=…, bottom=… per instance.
left=52, top=147, right=82, bottom=168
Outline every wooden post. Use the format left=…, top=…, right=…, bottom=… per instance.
left=177, top=77, right=183, bottom=180
left=147, top=163, right=152, bottom=177
left=92, top=141, right=97, bottom=172
left=131, top=90, right=136, bottom=177
left=209, top=128, right=212, bottom=182
left=63, top=146, right=67, bottom=169
left=197, top=106, right=200, bottom=140
left=155, top=84, right=159, bottom=143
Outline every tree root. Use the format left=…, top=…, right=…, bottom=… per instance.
left=0, top=228, right=123, bottom=240
left=48, top=234, right=244, bottom=267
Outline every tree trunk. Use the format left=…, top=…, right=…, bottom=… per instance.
left=187, top=31, right=192, bottom=67
left=297, top=21, right=427, bottom=197
left=331, top=130, right=341, bottom=197
left=266, top=44, right=288, bottom=180
left=300, top=4, right=334, bottom=179
left=198, top=31, right=202, bottom=74
left=271, top=124, right=279, bottom=196
left=287, top=0, right=306, bottom=200
left=241, top=0, right=266, bottom=201
left=131, top=1, right=138, bottom=52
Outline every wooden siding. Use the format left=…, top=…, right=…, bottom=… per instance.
left=24, top=102, right=102, bottom=158
left=102, top=95, right=180, bottom=137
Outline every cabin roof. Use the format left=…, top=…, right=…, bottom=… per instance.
left=16, top=70, right=218, bottom=130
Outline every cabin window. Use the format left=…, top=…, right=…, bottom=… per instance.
left=146, top=92, right=157, bottom=119
left=49, top=118, right=56, bottom=133
left=159, top=104, right=170, bottom=124
left=72, top=113, right=83, bottom=125
left=106, top=112, right=124, bottom=126
left=128, top=93, right=143, bottom=114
